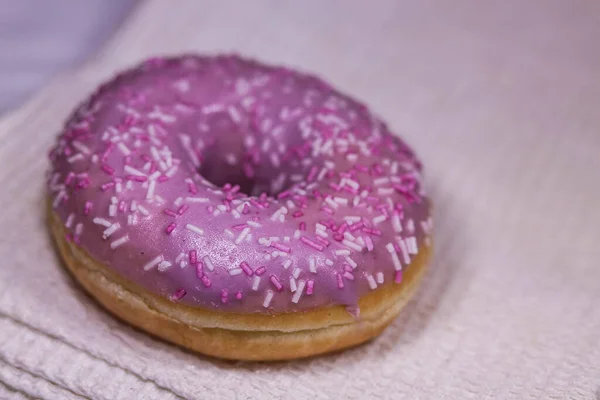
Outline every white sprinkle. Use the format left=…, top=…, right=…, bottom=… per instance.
left=228, top=268, right=243, bottom=276
left=117, top=142, right=131, bottom=155
left=125, top=181, right=133, bottom=190
left=93, top=217, right=111, bottom=227
left=406, top=236, right=418, bottom=254
left=365, top=236, right=374, bottom=252
left=246, top=233, right=252, bottom=242
left=292, top=268, right=301, bottom=279
left=316, top=229, right=329, bottom=238
left=146, top=180, right=156, bottom=200
left=325, top=259, right=334, bottom=266
left=174, top=197, right=183, bottom=207
left=374, top=177, right=390, bottom=186
left=235, top=227, right=251, bottom=244
left=335, top=249, right=351, bottom=256
left=390, top=162, right=398, bottom=175
left=52, top=190, right=66, bottom=208
left=352, top=196, right=360, bottom=207
left=282, top=259, right=293, bottom=270
left=74, top=223, right=83, bottom=236
left=115, top=182, right=122, bottom=193
left=309, top=257, right=317, bottom=273
left=148, top=171, right=161, bottom=181
left=91, top=154, right=99, bottom=163
left=111, top=196, right=118, bottom=204
left=110, top=235, right=129, bottom=249
left=247, top=221, right=261, bottom=228
left=344, top=216, right=362, bottom=223
left=108, top=204, right=117, bottom=217
left=366, top=274, right=378, bottom=290
left=294, top=230, right=301, bottom=239
left=376, top=272, right=384, bottom=284
left=102, top=223, right=120, bottom=239
left=373, top=215, right=387, bottom=225
left=343, top=239, right=363, bottom=252
left=316, top=223, right=327, bottom=232
left=186, top=196, right=209, bottom=203
left=252, top=276, right=261, bottom=290
left=346, top=153, right=358, bottom=162
left=343, top=231, right=356, bottom=241
left=386, top=243, right=403, bottom=270
left=71, top=141, right=90, bottom=155
left=185, top=224, right=204, bottom=236
left=165, top=165, right=178, bottom=177
left=398, top=239, right=411, bottom=264
left=203, top=256, right=214, bottom=271
left=143, top=255, right=163, bottom=271
left=137, top=205, right=149, bottom=216
left=283, top=236, right=290, bottom=243
left=291, top=280, right=306, bottom=303
left=325, top=197, right=339, bottom=209
left=334, top=197, right=349, bottom=206
left=392, top=214, right=403, bottom=232
left=356, top=236, right=366, bottom=247
left=224, top=229, right=234, bottom=238
left=217, top=204, right=227, bottom=212
left=157, top=260, right=172, bottom=271
left=289, top=277, right=297, bottom=292
left=260, top=288, right=276, bottom=311
left=232, top=209, right=241, bottom=219
left=377, top=188, right=394, bottom=196
left=406, top=219, right=415, bottom=233
left=345, top=256, right=358, bottom=269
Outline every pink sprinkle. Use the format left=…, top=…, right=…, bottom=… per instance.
left=83, top=201, right=92, bottom=215
left=354, top=163, right=368, bottom=173
left=223, top=183, right=232, bottom=191
left=321, top=206, right=334, bottom=215
left=230, top=185, right=240, bottom=194
left=243, top=163, right=255, bottom=178
left=343, top=271, right=355, bottom=281
left=101, top=164, right=115, bottom=175
left=333, top=233, right=343, bottom=241
left=395, top=270, right=403, bottom=283
left=242, top=203, right=250, bottom=214
left=165, top=223, right=176, bottom=234
left=235, top=291, right=243, bottom=300
left=343, top=264, right=353, bottom=272
left=100, top=182, right=115, bottom=191
left=312, top=189, right=322, bottom=199
left=349, top=221, right=365, bottom=232
left=170, top=288, right=186, bottom=302
left=240, top=261, right=253, bottom=276
left=189, top=250, right=197, bottom=265
left=328, top=182, right=341, bottom=191
left=196, top=262, right=204, bottom=278
left=163, top=209, right=177, bottom=217
left=158, top=175, right=169, bottom=182
left=148, top=162, right=157, bottom=174
left=128, top=175, right=147, bottom=182
left=307, top=166, right=318, bottom=182
left=271, top=242, right=291, bottom=253
left=277, top=190, right=291, bottom=199
left=232, top=223, right=248, bottom=231
left=221, top=289, right=228, bottom=304
left=270, top=275, right=283, bottom=291
left=64, top=172, right=75, bottom=185
left=177, top=204, right=189, bottom=215
left=315, top=236, right=330, bottom=247
left=336, top=273, right=344, bottom=289
left=306, top=280, right=314, bottom=295
left=300, top=236, right=325, bottom=251
left=118, top=200, right=126, bottom=212
left=292, top=211, right=304, bottom=218
left=187, top=181, right=198, bottom=194
left=299, top=222, right=307, bottom=231
left=255, top=266, right=267, bottom=276
left=201, top=275, right=212, bottom=287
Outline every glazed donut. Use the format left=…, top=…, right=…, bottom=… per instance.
left=47, top=55, right=432, bottom=360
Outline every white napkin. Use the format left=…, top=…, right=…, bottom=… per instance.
left=0, top=1, right=598, bottom=399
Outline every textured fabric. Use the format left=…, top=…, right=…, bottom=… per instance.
left=0, top=1, right=599, bottom=399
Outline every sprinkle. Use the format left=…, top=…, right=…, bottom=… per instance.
left=72, top=140, right=90, bottom=154
left=74, top=223, right=83, bottom=237
left=235, top=227, right=251, bottom=244
left=335, top=249, right=351, bottom=256
left=342, top=239, right=363, bottom=252
left=185, top=224, right=204, bottom=236
left=395, top=270, right=403, bottom=283
left=235, top=291, right=243, bottom=300
left=170, top=288, right=186, bottom=302
left=293, top=229, right=301, bottom=239
left=201, top=275, right=212, bottom=287
left=229, top=268, right=243, bottom=276
left=292, top=268, right=301, bottom=279
left=271, top=242, right=291, bottom=253
left=203, top=256, right=215, bottom=271
left=392, top=213, right=403, bottom=232
left=143, top=255, right=163, bottom=271
left=255, top=266, right=266, bottom=276
left=300, top=236, right=325, bottom=251
left=289, top=277, right=297, bottom=292
left=306, top=280, right=314, bottom=295
left=309, top=257, right=317, bottom=273
left=165, top=223, right=176, bottom=234
left=137, top=205, right=149, bottom=216
left=146, top=180, right=156, bottom=200
left=325, top=259, right=334, bottom=266
left=157, top=260, right=172, bottom=271
left=336, top=273, right=344, bottom=289
left=263, top=290, right=274, bottom=308
left=67, top=153, right=84, bottom=163
left=365, top=236, right=374, bottom=251
left=366, top=274, right=378, bottom=289
left=189, top=250, right=197, bottom=265
left=186, top=196, right=209, bottom=203
left=398, top=239, right=411, bottom=264
left=195, top=262, right=203, bottom=276
left=386, top=243, right=403, bottom=271
left=102, top=223, right=120, bottom=239
left=252, top=276, right=261, bottom=290
left=93, top=217, right=111, bottom=227
left=163, top=208, right=177, bottom=217
left=270, top=275, right=283, bottom=291
left=334, top=197, right=349, bottom=206
left=372, top=215, right=387, bottom=225
left=110, top=235, right=129, bottom=249
left=376, top=272, right=384, bottom=284
left=291, top=280, right=306, bottom=303
left=240, top=261, right=253, bottom=276
left=406, top=218, right=415, bottom=233
left=345, top=256, right=358, bottom=269
left=247, top=220, right=262, bottom=228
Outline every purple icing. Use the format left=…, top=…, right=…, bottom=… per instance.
left=48, top=54, right=431, bottom=314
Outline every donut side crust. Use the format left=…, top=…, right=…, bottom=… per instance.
left=49, top=205, right=430, bottom=361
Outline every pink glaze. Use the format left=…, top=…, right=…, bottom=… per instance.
left=47, top=55, right=431, bottom=314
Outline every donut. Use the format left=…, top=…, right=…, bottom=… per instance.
left=47, top=55, right=432, bottom=361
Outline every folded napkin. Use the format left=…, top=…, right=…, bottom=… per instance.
left=0, top=1, right=598, bottom=398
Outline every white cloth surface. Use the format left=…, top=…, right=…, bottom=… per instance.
left=0, top=1, right=599, bottom=399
